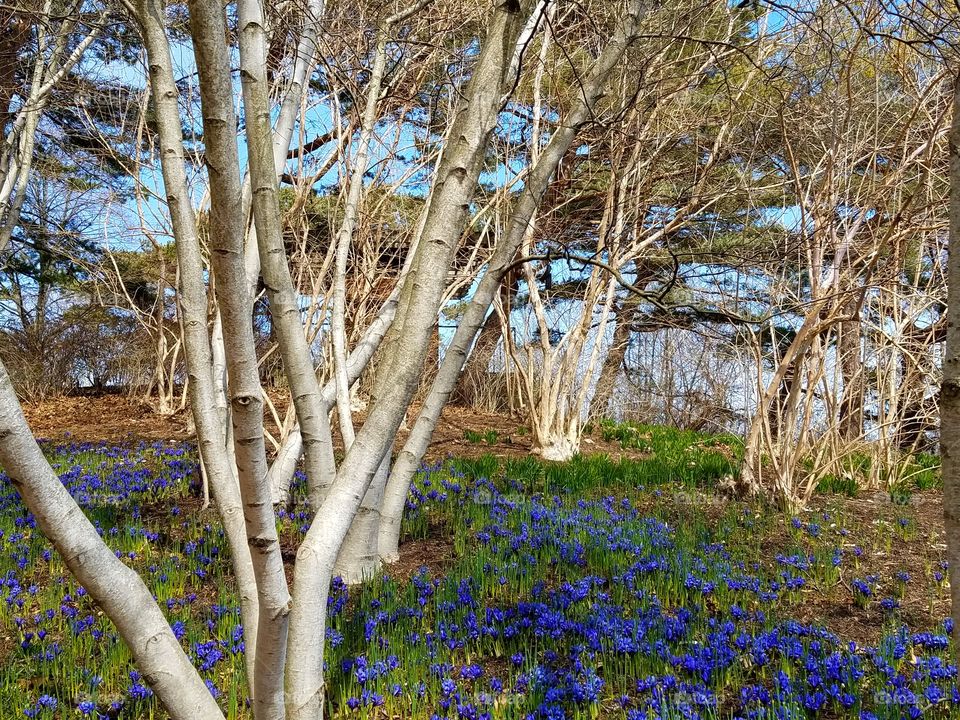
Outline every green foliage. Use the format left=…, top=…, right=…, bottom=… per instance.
left=450, top=422, right=741, bottom=495
left=462, top=429, right=499, bottom=445
left=902, top=453, right=941, bottom=491
left=816, top=474, right=860, bottom=497
left=816, top=453, right=872, bottom=497
left=816, top=450, right=941, bottom=499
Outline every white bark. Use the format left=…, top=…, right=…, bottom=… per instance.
left=238, top=0, right=325, bottom=291
left=537, top=435, right=578, bottom=462
left=267, top=290, right=400, bottom=506
left=333, top=447, right=389, bottom=584
left=377, top=0, right=645, bottom=562
left=284, top=5, right=532, bottom=716
left=0, top=4, right=106, bottom=252
left=260, top=0, right=333, bottom=510
left=330, top=14, right=400, bottom=452
left=131, top=0, right=260, bottom=694
left=238, top=0, right=334, bottom=521
left=328, top=1, right=433, bottom=581
left=208, top=0, right=327, bottom=477
left=0, top=361, right=226, bottom=719
left=209, top=314, right=233, bottom=462
left=187, top=3, right=291, bottom=718
left=269, top=425, right=302, bottom=505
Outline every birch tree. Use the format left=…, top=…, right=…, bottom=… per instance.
left=505, top=0, right=764, bottom=459
left=0, top=1, right=108, bottom=251
left=378, top=0, right=726, bottom=561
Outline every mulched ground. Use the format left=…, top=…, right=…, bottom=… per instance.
left=25, top=393, right=193, bottom=442
left=23, top=393, right=640, bottom=462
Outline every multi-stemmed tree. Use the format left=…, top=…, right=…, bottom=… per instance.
left=0, top=0, right=647, bottom=717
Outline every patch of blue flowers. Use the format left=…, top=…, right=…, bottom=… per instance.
left=0, top=442, right=955, bottom=719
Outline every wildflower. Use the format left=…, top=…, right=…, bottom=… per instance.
left=879, top=597, right=899, bottom=612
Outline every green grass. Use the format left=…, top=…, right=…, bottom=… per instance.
left=463, top=429, right=499, bottom=445
left=448, top=422, right=741, bottom=495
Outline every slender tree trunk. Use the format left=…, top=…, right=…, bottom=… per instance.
left=328, top=13, right=405, bottom=455
left=325, top=3, right=431, bottom=461
left=0, top=361, right=226, bottom=719
left=267, top=291, right=400, bottom=506
left=590, top=303, right=632, bottom=420
left=837, top=301, right=863, bottom=442
left=939, top=76, right=960, bottom=663
left=207, top=0, right=325, bottom=485
left=238, top=0, right=333, bottom=516
left=188, top=3, right=291, bottom=718
left=0, top=8, right=105, bottom=251
left=133, top=0, right=260, bottom=695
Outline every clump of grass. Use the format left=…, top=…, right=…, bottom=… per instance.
left=817, top=474, right=860, bottom=496
left=462, top=429, right=499, bottom=445
left=903, top=452, right=941, bottom=490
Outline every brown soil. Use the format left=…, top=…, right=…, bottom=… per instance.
left=23, top=393, right=640, bottom=462
left=762, top=490, right=948, bottom=647
left=25, top=394, right=193, bottom=443
left=414, top=404, right=642, bottom=463
left=384, top=535, right=456, bottom=584
left=619, top=483, right=949, bottom=648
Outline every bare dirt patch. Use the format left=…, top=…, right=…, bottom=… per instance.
left=764, top=490, right=948, bottom=647
left=383, top=536, right=456, bottom=584
left=25, top=393, right=191, bottom=443
left=24, top=393, right=639, bottom=462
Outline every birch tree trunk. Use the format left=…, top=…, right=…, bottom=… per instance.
left=207, top=0, right=327, bottom=484
left=267, top=291, right=400, bottom=506
left=332, top=22, right=429, bottom=568
left=237, top=0, right=335, bottom=518
left=334, top=446, right=390, bottom=583
left=283, top=4, right=532, bottom=715
left=378, top=0, right=645, bottom=563
left=0, top=361, right=226, bottom=719
left=939, top=76, right=960, bottom=662
left=0, top=4, right=106, bottom=251
left=187, top=3, right=291, bottom=717
left=129, top=0, right=262, bottom=695
left=260, top=0, right=331, bottom=510
left=329, top=7, right=415, bottom=453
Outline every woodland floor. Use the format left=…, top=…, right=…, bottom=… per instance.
left=22, top=392, right=953, bottom=646
left=22, top=392, right=642, bottom=462
left=5, top=392, right=954, bottom=718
